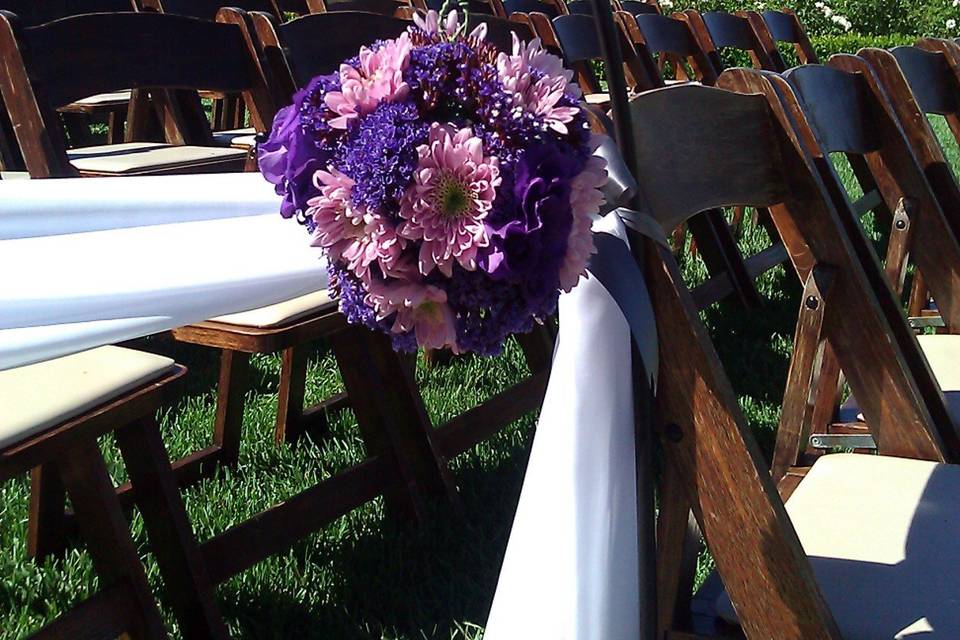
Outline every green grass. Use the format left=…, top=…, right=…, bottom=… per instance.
left=2, top=119, right=959, bottom=639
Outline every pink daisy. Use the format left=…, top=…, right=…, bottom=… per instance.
left=497, top=35, right=582, bottom=134
left=413, top=9, right=461, bottom=40
left=365, top=279, right=459, bottom=351
left=324, top=32, right=413, bottom=129
left=398, top=124, right=501, bottom=277
left=560, top=137, right=608, bottom=291
left=308, top=168, right=405, bottom=282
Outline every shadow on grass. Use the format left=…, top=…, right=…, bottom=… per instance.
left=216, top=425, right=534, bottom=640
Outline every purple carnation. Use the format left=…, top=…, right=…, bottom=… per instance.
left=480, top=143, right=578, bottom=297
left=258, top=73, right=342, bottom=223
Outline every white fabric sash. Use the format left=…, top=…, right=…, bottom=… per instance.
left=0, top=174, right=326, bottom=370
left=485, top=213, right=648, bottom=639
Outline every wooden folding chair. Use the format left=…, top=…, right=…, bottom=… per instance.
left=618, top=82, right=957, bottom=639
left=138, top=0, right=282, bottom=137
left=0, top=10, right=275, bottom=178
left=1, top=347, right=226, bottom=639
left=307, top=0, right=412, bottom=15
left=761, top=8, right=818, bottom=67
left=875, top=40, right=960, bottom=322
left=684, top=10, right=781, bottom=73
left=620, top=12, right=718, bottom=84
left=0, top=0, right=139, bottom=150
left=720, top=59, right=960, bottom=484
left=612, top=11, right=777, bottom=310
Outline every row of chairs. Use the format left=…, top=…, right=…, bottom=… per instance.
left=5, top=3, right=960, bottom=640
left=0, top=6, right=558, bottom=640
left=637, top=41, right=960, bottom=637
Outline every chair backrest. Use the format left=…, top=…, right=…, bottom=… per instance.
left=891, top=43, right=960, bottom=118
left=142, top=0, right=281, bottom=21
left=307, top=0, right=407, bottom=16
left=856, top=45, right=960, bottom=314
left=623, top=82, right=950, bottom=639
left=564, top=0, right=595, bottom=15
left=552, top=13, right=653, bottom=93
left=252, top=10, right=409, bottom=102
left=690, top=10, right=780, bottom=72
left=0, top=10, right=275, bottom=177
left=761, top=8, right=818, bottom=65
left=617, top=0, right=658, bottom=17
left=502, top=0, right=560, bottom=18
left=467, top=13, right=535, bottom=52
left=627, top=12, right=717, bottom=84
left=0, top=0, right=136, bottom=25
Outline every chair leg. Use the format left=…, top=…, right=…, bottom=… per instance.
left=330, top=326, right=459, bottom=521
left=115, top=416, right=229, bottom=640
left=516, top=324, right=555, bottom=375
left=57, top=439, right=168, bottom=640
left=27, top=463, right=67, bottom=561
left=213, top=349, right=249, bottom=468
left=275, top=346, right=309, bottom=445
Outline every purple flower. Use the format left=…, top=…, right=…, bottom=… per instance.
left=480, top=143, right=578, bottom=293
left=259, top=74, right=342, bottom=222
left=336, top=101, right=427, bottom=214
left=262, top=26, right=607, bottom=355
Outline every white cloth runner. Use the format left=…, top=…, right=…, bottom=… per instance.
left=0, top=173, right=282, bottom=240
left=485, top=214, right=641, bottom=639
left=0, top=174, right=326, bottom=370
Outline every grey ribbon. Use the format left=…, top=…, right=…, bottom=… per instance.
left=586, top=208, right=667, bottom=391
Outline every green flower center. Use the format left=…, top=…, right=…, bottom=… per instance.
left=434, top=174, right=473, bottom=218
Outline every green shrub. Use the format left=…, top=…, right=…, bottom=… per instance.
left=810, top=32, right=915, bottom=58
left=664, top=0, right=959, bottom=38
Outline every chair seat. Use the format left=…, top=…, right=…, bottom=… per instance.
left=68, top=142, right=246, bottom=175
left=0, top=346, right=176, bottom=450
left=716, top=453, right=960, bottom=638
left=838, top=334, right=960, bottom=425
left=70, top=90, right=132, bottom=108
left=212, top=127, right=258, bottom=149
left=0, top=171, right=29, bottom=180
left=211, top=290, right=335, bottom=328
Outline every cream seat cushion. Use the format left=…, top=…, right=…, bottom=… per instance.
left=0, top=171, right=29, bottom=180
left=211, top=290, right=335, bottom=328
left=716, top=454, right=960, bottom=638
left=839, top=334, right=960, bottom=425
left=584, top=92, right=610, bottom=105
left=68, top=142, right=246, bottom=175
left=71, top=90, right=132, bottom=107
left=0, top=346, right=175, bottom=450
left=212, top=127, right=258, bottom=149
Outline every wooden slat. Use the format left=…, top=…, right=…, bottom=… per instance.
left=434, top=371, right=548, bottom=459
left=201, top=454, right=394, bottom=584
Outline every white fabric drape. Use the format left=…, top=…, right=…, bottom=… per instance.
left=0, top=174, right=327, bottom=370
left=484, top=215, right=640, bottom=639
left=0, top=173, right=282, bottom=240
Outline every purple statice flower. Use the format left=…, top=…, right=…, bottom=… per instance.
left=446, top=266, right=557, bottom=356
left=328, top=263, right=418, bottom=351
left=336, top=100, right=428, bottom=215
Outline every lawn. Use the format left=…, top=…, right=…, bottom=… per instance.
left=1, top=123, right=958, bottom=640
